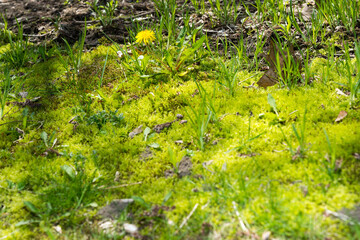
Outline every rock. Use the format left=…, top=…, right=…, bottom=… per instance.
left=176, top=114, right=184, bottom=119
left=178, top=156, right=192, bottom=178
left=123, top=223, right=138, bottom=234
left=98, top=199, right=134, bottom=219
left=164, top=169, right=175, bottom=178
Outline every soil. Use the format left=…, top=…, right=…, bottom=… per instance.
left=0, top=0, right=154, bottom=45
left=0, top=0, right=265, bottom=51
left=1, top=0, right=359, bottom=54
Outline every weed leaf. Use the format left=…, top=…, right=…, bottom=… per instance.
left=24, top=201, right=40, bottom=214
left=267, top=94, right=278, bottom=115
left=144, top=127, right=151, bottom=141
left=61, top=165, right=76, bottom=180
left=131, top=196, right=151, bottom=209
left=148, top=143, right=160, bottom=149
left=40, top=131, right=48, bottom=147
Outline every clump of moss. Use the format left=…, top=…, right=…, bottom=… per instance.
left=0, top=34, right=360, bottom=240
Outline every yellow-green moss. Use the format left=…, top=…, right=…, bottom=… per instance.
left=0, top=41, right=359, bottom=239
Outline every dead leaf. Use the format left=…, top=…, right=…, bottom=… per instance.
left=9, top=97, right=41, bottom=108
left=335, top=110, right=347, bottom=123
left=53, top=225, right=62, bottom=234
left=324, top=208, right=353, bottom=222
left=153, top=121, right=175, bottom=133
left=129, top=125, right=143, bottom=139
left=202, top=160, right=214, bottom=174
left=257, top=68, right=278, bottom=88
left=300, top=3, right=315, bottom=21
left=335, top=88, right=349, bottom=96
left=262, top=231, right=271, bottom=240
left=192, top=89, right=199, bottom=97
left=139, top=146, right=153, bottom=161
left=127, top=94, right=139, bottom=102
left=114, top=171, right=120, bottom=182
left=257, top=35, right=302, bottom=88
left=18, top=91, right=28, bottom=99
left=238, top=153, right=261, bottom=158
left=16, top=127, right=25, bottom=137
left=338, top=204, right=360, bottom=223
left=98, top=220, right=116, bottom=234
left=300, top=185, right=308, bottom=197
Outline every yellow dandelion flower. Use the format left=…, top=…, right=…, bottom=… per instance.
left=135, top=30, right=155, bottom=45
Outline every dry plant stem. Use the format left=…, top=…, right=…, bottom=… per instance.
left=179, top=203, right=199, bottom=229
left=0, top=120, right=36, bottom=127
left=0, top=104, right=16, bottom=120
left=232, top=201, right=249, bottom=233
left=99, top=181, right=142, bottom=190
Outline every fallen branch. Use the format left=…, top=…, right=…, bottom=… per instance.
left=232, top=201, right=249, bottom=233
left=99, top=181, right=142, bottom=190
left=179, top=203, right=199, bottom=229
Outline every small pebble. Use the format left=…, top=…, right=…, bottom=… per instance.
left=176, top=114, right=184, bottom=119
left=123, top=223, right=138, bottom=234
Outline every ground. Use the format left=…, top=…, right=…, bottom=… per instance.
left=0, top=0, right=360, bottom=239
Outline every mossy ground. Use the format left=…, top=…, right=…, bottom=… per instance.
left=1, top=42, right=360, bottom=240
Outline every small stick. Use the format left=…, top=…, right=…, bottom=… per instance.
left=0, top=120, right=36, bottom=127
left=232, top=201, right=249, bottom=233
left=99, top=181, right=142, bottom=190
left=179, top=203, right=199, bottom=229
left=1, top=104, right=15, bottom=120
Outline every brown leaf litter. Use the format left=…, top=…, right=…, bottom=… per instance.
left=257, top=28, right=302, bottom=88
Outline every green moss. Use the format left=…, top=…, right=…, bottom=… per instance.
left=0, top=36, right=359, bottom=239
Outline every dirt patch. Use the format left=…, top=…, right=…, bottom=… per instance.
left=0, top=0, right=154, bottom=45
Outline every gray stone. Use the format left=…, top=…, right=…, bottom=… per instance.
left=178, top=156, right=192, bottom=178
left=98, top=199, right=134, bottom=219
left=176, top=114, right=184, bottom=119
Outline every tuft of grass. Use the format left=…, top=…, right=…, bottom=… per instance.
left=86, top=0, right=118, bottom=26
left=58, top=21, right=87, bottom=92
left=1, top=21, right=33, bottom=68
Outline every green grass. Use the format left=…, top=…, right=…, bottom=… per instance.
left=1, top=0, right=360, bottom=239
